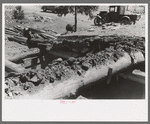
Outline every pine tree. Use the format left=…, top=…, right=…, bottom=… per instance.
left=56, top=6, right=98, bottom=32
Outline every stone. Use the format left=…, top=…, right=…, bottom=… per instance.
left=77, top=70, right=82, bottom=76
left=76, top=95, right=88, bottom=100
left=23, top=84, right=30, bottom=90
left=49, top=77, right=55, bottom=83
left=82, top=63, right=91, bottom=71
left=8, top=92, right=13, bottom=97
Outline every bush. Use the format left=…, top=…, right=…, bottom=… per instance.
left=12, top=6, right=24, bottom=20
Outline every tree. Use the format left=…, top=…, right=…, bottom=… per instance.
left=56, top=6, right=99, bottom=32
left=12, top=6, right=25, bottom=20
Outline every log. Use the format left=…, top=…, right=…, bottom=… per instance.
left=5, top=60, right=26, bottom=74
left=14, top=51, right=145, bottom=99
left=39, top=33, right=57, bottom=39
left=38, top=34, right=48, bottom=39
left=5, top=30, right=23, bottom=36
left=13, top=25, right=24, bottom=32
left=29, top=27, right=46, bottom=33
left=5, top=31, right=21, bottom=36
left=5, top=28, right=19, bottom=33
left=14, top=35, right=28, bottom=40
left=8, top=36, right=27, bottom=44
left=8, top=48, right=40, bottom=63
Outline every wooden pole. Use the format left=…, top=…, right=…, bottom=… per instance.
left=106, top=68, right=113, bottom=84
left=74, top=6, right=77, bottom=32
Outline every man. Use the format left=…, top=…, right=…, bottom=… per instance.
left=23, top=28, right=46, bottom=69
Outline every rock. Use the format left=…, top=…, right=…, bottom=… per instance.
left=19, top=75, right=28, bottom=83
left=49, top=77, right=55, bottom=83
left=5, top=88, right=9, bottom=94
left=30, top=75, right=38, bottom=82
left=13, top=91, right=21, bottom=96
left=23, top=84, right=29, bottom=90
left=68, top=57, right=76, bottom=65
left=77, top=70, right=82, bottom=76
left=82, top=62, right=91, bottom=71
left=35, top=78, right=43, bottom=86
left=6, top=79, right=15, bottom=88
left=40, top=78, right=45, bottom=84
left=102, top=24, right=106, bottom=29
left=76, top=95, right=88, bottom=100
left=29, top=71, right=36, bottom=78
left=94, top=36, right=101, bottom=41
left=11, top=77, right=20, bottom=86
left=8, top=92, right=13, bottom=97
left=87, top=28, right=95, bottom=32
left=5, top=81, right=9, bottom=87
left=54, top=58, right=63, bottom=63
left=66, top=24, right=75, bottom=32
left=55, top=71, right=61, bottom=80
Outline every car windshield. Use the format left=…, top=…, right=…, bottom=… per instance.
left=110, top=7, right=118, bottom=12
left=110, top=7, right=115, bottom=12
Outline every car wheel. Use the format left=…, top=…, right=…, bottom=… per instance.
left=43, top=8, right=47, bottom=12
left=94, top=17, right=102, bottom=26
left=120, top=18, right=130, bottom=25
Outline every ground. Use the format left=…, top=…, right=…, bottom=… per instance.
left=4, top=5, right=145, bottom=99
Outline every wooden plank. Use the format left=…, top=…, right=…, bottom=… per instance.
left=40, top=33, right=56, bottom=39
left=106, top=68, right=113, bottom=84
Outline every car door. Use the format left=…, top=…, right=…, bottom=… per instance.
left=109, top=6, right=119, bottom=22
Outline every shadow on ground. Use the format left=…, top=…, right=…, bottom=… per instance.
left=76, top=77, right=145, bottom=99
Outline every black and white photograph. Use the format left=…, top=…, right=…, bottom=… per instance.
left=2, top=3, right=148, bottom=121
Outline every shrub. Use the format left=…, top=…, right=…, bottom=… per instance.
left=12, top=6, right=24, bottom=20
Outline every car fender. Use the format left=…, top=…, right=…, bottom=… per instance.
left=120, top=16, right=131, bottom=21
left=96, top=14, right=102, bottom=19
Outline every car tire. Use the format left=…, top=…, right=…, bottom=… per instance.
left=43, top=8, right=47, bottom=12
left=120, top=18, right=130, bottom=25
left=94, top=17, right=102, bottom=26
